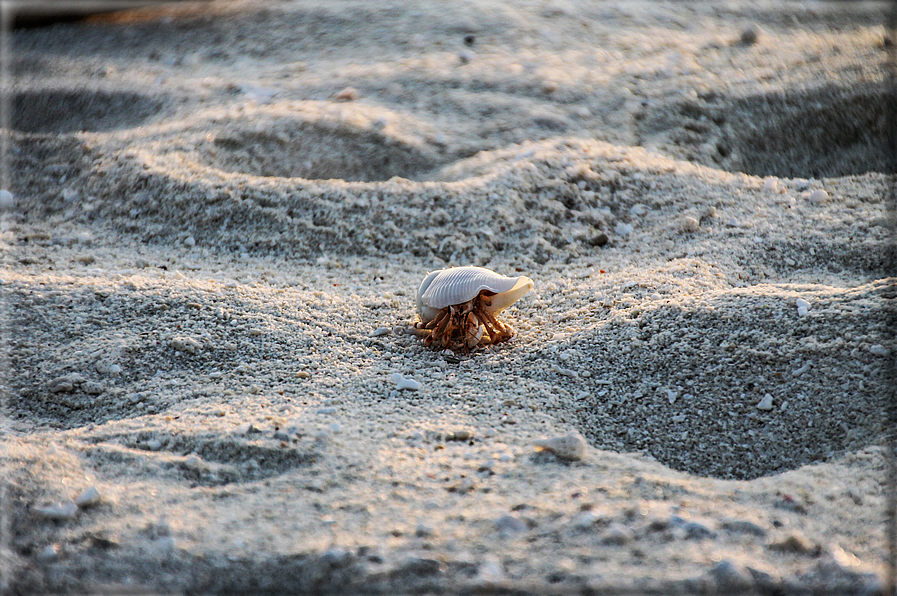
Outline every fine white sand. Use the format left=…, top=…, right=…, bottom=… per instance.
left=3, top=0, right=894, bottom=593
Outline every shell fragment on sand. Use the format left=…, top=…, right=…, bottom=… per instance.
left=33, top=501, right=79, bottom=521
left=390, top=372, right=422, bottom=391
left=534, top=431, right=587, bottom=461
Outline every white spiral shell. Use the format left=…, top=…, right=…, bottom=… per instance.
left=416, top=266, right=534, bottom=323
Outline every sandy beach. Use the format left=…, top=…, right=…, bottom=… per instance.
left=3, top=0, right=895, bottom=593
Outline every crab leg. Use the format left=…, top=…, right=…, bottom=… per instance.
left=458, top=311, right=476, bottom=355
left=425, top=308, right=452, bottom=346
left=416, top=308, right=449, bottom=331
left=464, top=313, right=486, bottom=350
left=441, top=307, right=466, bottom=349
left=476, top=303, right=514, bottom=343
left=419, top=309, right=447, bottom=346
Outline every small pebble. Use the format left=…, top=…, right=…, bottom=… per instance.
left=683, top=521, right=716, bottom=540
left=74, top=486, right=102, bottom=508
left=588, top=232, right=609, bottom=247
left=477, top=558, right=505, bottom=585
left=571, top=510, right=601, bottom=529
left=739, top=23, right=761, bottom=45
left=494, top=514, right=528, bottom=536
left=321, top=547, right=349, bottom=564
left=446, top=429, right=472, bottom=441
left=372, top=327, right=391, bottom=337
left=390, top=372, right=422, bottom=391
left=769, top=531, right=814, bottom=554
left=756, top=394, right=774, bottom=411
left=600, top=522, right=633, bottom=545
left=791, top=362, right=811, bottom=377
left=36, top=544, right=59, bottom=562
left=397, top=556, right=440, bottom=575
left=795, top=298, right=810, bottom=317
left=171, top=337, right=203, bottom=354
left=448, top=477, right=476, bottom=493
left=155, top=536, right=177, bottom=553
left=184, top=236, right=196, bottom=247
left=550, top=364, right=578, bottom=378
left=669, top=515, right=716, bottom=540
left=33, top=501, right=79, bottom=521
left=614, top=222, right=634, bottom=236
left=0, top=189, right=14, bottom=209
left=683, top=216, right=699, bottom=232
left=720, top=518, right=768, bottom=537
left=708, top=560, right=755, bottom=592
left=239, top=84, right=278, bottom=102
left=869, top=344, right=890, bottom=356
left=808, top=189, right=828, bottom=203
left=763, top=178, right=778, bottom=193
left=333, top=86, right=358, bottom=101
left=146, top=439, right=163, bottom=451
left=458, top=49, right=476, bottom=64
left=534, top=431, right=587, bottom=461
left=82, top=381, right=104, bottom=395
left=48, top=376, right=75, bottom=393
left=665, top=389, right=678, bottom=404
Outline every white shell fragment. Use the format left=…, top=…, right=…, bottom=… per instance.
left=33, top=501, right=79, bottom=521
left=0, top=189, right=14, bottom=209
left=808, top=189, right=828, bottom=203
left=36, top=544, right=59, bottom=562
left=757, top=394, right=774, bottom=411
left=74, top=486, right=102, bottom=508
left=795, top=298, right=810, bottom=317
left=534, top=431, right=587, bottom=461
left=390, top=372, right=422, bottom=391
left=614, top=222, right=634, bottom=236
left=416, top=266, right=533, bottom=323
left=683, top=216, right=699, bottom=232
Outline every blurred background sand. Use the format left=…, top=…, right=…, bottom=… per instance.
left=3, top=1, right=894, bottom=593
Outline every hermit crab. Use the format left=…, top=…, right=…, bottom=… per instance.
left=414, top=266, right=533, bottom=352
